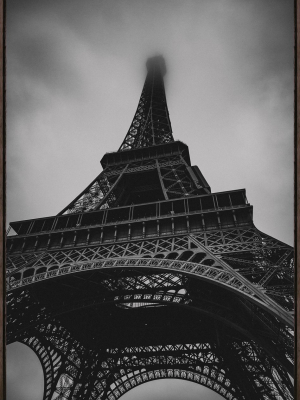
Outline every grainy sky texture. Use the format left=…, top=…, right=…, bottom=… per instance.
left=6, top=0, right=293, bottom=399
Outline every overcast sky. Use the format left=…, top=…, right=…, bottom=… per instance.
left=6, top=0, right=294, bottom=399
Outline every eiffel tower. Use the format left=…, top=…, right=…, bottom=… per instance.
left=6, top=56, right=294, bottom=400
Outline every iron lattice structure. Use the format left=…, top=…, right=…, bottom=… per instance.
left=7, top=56, right=294, bottom=400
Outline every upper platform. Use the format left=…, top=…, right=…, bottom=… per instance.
left=101, top=141, right=190, bottom=168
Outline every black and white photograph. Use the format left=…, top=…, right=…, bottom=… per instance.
left=6, top=1, right=294, bottom=400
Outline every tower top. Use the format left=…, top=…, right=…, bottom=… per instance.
left=146, top=55, right=166, bottom=76
left=118, top=56, right=173, bottom=151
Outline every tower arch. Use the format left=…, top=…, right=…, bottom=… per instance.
left=109, top=369, right=235, bottom=400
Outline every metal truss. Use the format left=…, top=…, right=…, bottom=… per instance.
left=7, top=223, right=294, bottom=399
left=7, top=300, right=293, bottom=400
left=7, top=228, right=293, bottom=300
left=157, top=158, right=198, bottom=198
left=17, top=324, right=241, bottom=400
left=6, top=56, right=294, bottom=400
left=118, top=56, right=173, bottom=151
left=7, top=254, right=294, bottom=400
left=57, top=56, right=187, bottom=214
left=7, top=230, right=294, bottom=371
left=6, top=255, right=292, bottom=325
left=58, top=154, right=203, bottom=214
left=6, top=228, right=285, bottom=271
left=58, top=169, right=123, bottom=215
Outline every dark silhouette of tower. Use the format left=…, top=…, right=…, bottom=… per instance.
left=6, top=57, right=294, bottom=400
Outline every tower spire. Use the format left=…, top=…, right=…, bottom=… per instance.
left=119, top=56, right=174, bottom=151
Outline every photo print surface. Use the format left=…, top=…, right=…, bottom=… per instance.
left=6, top=1, right=294, bottom=400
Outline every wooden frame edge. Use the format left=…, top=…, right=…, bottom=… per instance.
left=1, top=0, right=5, bottom=398
left=296, top=0, right=299, bottom=398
